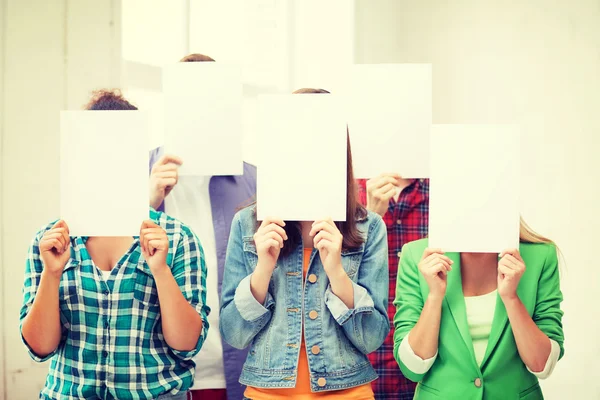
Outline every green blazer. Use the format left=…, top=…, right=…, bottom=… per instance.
left=393, top=239, right=564, bottom=400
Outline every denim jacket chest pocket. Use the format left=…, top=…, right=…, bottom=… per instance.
left=243, top=236, right=281, bottom=272
left=340, top=244, right=365, bottom=280
left=242, top=237, right=259, bottom=270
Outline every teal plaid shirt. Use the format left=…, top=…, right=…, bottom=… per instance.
left=20, top=209, right=209, bottom=400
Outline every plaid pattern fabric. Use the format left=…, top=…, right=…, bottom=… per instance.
left=358, top=179, right=429, bottom=400
left=20, top=209, right=209, bottom=400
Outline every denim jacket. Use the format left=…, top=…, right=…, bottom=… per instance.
left=220, top=205, right=390, bottom=392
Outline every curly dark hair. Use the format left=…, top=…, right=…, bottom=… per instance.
left=84, top=89, right=137, bottom=111
left=180, top=53, right=215, bottom=62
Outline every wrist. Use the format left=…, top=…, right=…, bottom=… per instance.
left=366, top=203, right=386, bottom=217
left=149, top=192, right=163, bottom=210
left=256, top=260, right=276, bottom=274
left=427, top=292, right=445, bottom=305
left=500, top=293, right=521, bottom=307
left=326, top=264, right=348, bottom=283
left=251, top=267, right=273, bottom=288
left=41, top=269, right=63, bottom=285
left=150, top=263, right=171, bottom=279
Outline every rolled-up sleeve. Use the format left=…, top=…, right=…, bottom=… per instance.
left=234, top=274, right=275, bottom=322
left=532, top=245, right=565, bottom=360
left=324, top=215, right=390, bottom=355
left=20, top=223, right=64, bottom=362
left=324, top=281, right=374, bottom=325
left=169, top=228, right=210, bottom=360
left=393, top=242, right=430, bottom=382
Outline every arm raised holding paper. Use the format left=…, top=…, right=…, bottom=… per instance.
left=249, top=217, right=287, bottom=304
left=220, top=88, right=390, bottom=396
left=393, top=231, right=564, bottom=399
left=139, top=220, right=204, bottom=352
left=392, top=124, right=565, bottom=399
left=21, top=220, right=71, bottom=359
left=20, top=89, right=211, bottom=399
left=149, top=154, right=182, bottom=209
left=365, top=173, right=403, bottom=217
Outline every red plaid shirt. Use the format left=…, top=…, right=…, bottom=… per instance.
left=358, top=178, right=429, bottom=400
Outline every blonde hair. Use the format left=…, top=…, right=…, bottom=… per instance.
left=519, top=217, right=553, bottom=244
left=519, top=217, right=565, bottom=271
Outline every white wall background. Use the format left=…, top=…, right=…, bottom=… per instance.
left=0, top=1, right=121, bottom=398
left=355, top=1, right=600, bottom=399
left=0, top=0, right=5, bottom=397
left=1, top=1, right=598, bottom=399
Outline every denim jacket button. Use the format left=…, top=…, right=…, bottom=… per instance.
left=317, top=377, right=327, bottom=387
left=309, top=310, right=318, bottom=320
left=311, top=345, right=320, bottom=355
left=308, top=274, right=317, bottom=283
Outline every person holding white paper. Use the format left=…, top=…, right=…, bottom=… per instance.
left=220, top=88, right=390, bottom=399
left=149, top=53, right=256, bottom=400
left=20, top=90, right=210, bottom=400
left=393, top=221, right=564, bottom=399
left=356, top=174, right=429, bottom=400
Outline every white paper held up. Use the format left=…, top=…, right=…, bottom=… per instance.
left=429, top=124, right=520, bottom=253
left=257, top=94, right=347, bottom=221
left=163, top=62, right=243, bottom=176
left=347, top=64, right=432, bottom=179
left=60, top=111, right=149, bottom=237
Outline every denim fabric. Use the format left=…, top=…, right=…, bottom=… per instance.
left=220, top=206, right=390, bottom=392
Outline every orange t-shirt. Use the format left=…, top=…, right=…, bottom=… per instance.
left=244, top=249, right=374, bottom=400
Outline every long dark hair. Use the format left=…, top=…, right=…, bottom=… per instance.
left=254, top=88, right=367, bottom=257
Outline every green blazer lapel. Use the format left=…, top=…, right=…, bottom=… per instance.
left=443, top=252, right=477, bottom=367
left=480, top=293, right=508, bottom=369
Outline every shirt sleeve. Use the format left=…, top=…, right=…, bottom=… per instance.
left=220, top=212, right=275, bottom=350
left=397, top=331, right=438, bottom=375
left=393, top=242, right=431, bottom=382
left=532, top=245, right=565, bottom=359
left=168, top=227, right=210, bottom=360
left=323, top=215, right=390, bottom=355
left=233, top=273, right=275, bottom=321
left=20, top=223, right=65, bottom=362
left=527, top=339, right=560, bottom=379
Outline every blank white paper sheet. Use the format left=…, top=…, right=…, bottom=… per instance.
left=163, top=62, right=243, bottom=176
left=429, top=125, right=520, bottom=253
left=60, top=111, right=149, bottom=237
left=347, top=64, right=432, bottom=179
left=257, top=94, right=347, bottom=221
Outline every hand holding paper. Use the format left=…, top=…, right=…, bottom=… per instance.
left=311, top=217, right=354, bottom=308
left=149, top=154, right=182, bottom=209
left=139, top=220, right=169, bottom=274
left=497, top=249, right=526, bottom=301
left=418, top=248, right=453, bottom=300
left=39, top=220, right=71, bottom=277
left=254, top=217, right=288, bottom=272
left=310, top=218, right=343, bottom=275
left=366, top=173, right=403, bottom=217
